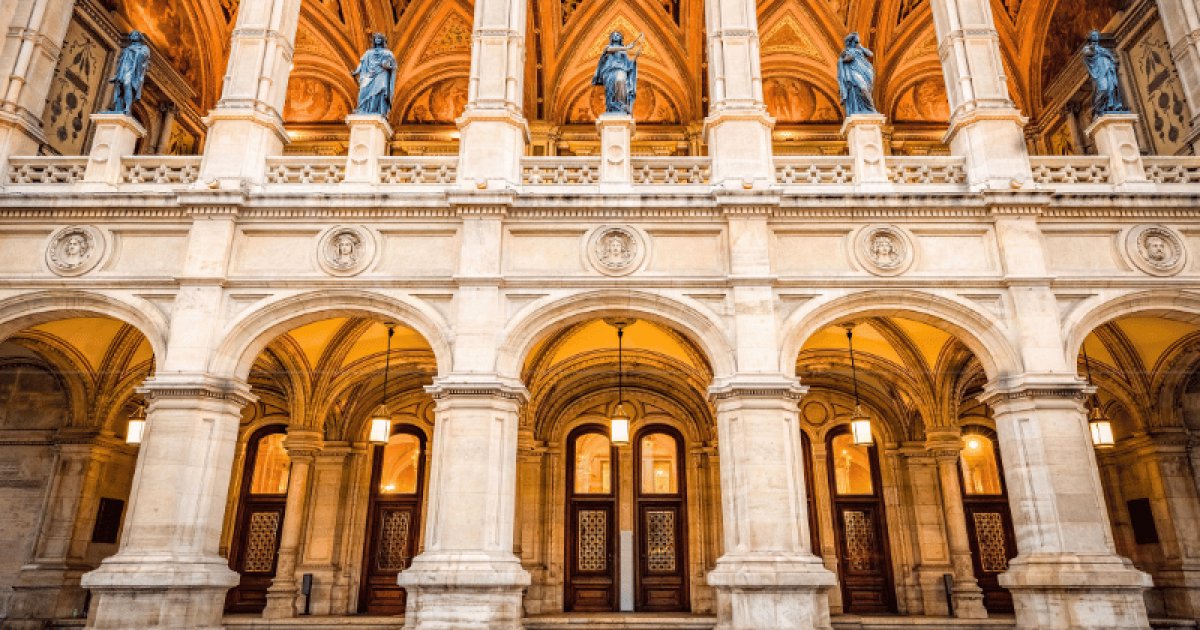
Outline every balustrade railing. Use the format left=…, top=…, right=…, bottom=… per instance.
left=631, top=157, right=710, bottom=185
left=122, top=156, right=201, bottom=185
left=522, top=157, right=600, bottom=185
left=265, top=157, right=346, bottom=184
left=6, top=157, right=87, bottom=185
left=886, top=156, right=967, bottom=185
left=775, top=157, right=855, bottom=185
left=1030, top=156, right=1111, bottom=185
left=1143, top=157, right=1200, bottom=184
left=379, top=157, right=458, bottom=184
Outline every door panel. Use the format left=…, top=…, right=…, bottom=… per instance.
left=566, top=502, right=617, bottom=612
left=964, top=502, right=1017, bottom=613
left=361, top=501, right=421, bottom=614
left=834, top=503, right=893, bottom=613
left=636, top=502, right=687, bottom=611
left=225, top=502, right=286, bottom=613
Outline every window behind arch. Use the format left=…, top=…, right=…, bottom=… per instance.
left=249, top=432, right=290, bottom=495
left=574, top=432, right=612, bottom=494
left=960, top=434, right=1003, bottom=495
left=639, top=432, right=678, bottom=494
left=379, top=432, right=422, bottom=495
left=830, top=433, right=873, bottom=495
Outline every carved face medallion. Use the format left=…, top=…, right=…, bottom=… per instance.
left=587, top=226, right=646, bottom=276
left=1126, top=225, right=1186, bottom=276
left=317, top=226, right=376, bottom=276
left=46, top=226, right=104, bottom=276
left=854, top=225, right=915, bottom=276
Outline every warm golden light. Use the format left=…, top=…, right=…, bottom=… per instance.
left=850, top=406, right=873, bottom=446
left=610, top=405, right=630, bottom=445
left=966, top=438, right=981, bottom=451
left=1089, top=406, right=1115, bottom=448
left=125, top=405, right=146, bottom=445
left=369, top=405, right=392, bottom=445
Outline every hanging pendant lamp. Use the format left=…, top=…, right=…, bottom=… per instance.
left=845, top=324, right=873, bottom=446
left=369, top=323, right=396, bottom=445
left=610, top=320, right=631, bottom=445
left=1082, top=344, right=1115, bottom=448
left=125, top=402, right=147, bottom=445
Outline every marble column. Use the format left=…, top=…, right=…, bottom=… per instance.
left=1154, top=1, right=1200, bottom=152
left=456, top=0, right=528, bottom=186
left=1130, top=433, right=1200, bottom=619
left=81, top=378, right=253, bottom=629
left=198, top=0, right=302, bottom=185
left=263, top=430, right=323, bottom=618
left=927, top=432, right=988, bottom=619
left=929, top=0, right=1032, bottom=189
left=296, top=443, right=353, bottom=615
left=981, top=382, right=1151, bottom=629
left=395, top=380, right=530, bottom=629
left=706, top=379, right=837, bottom=630
left=704, top=0, right=775, bottom=186
left=0, top=0, right=77, bottom=172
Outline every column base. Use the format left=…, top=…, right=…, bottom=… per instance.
left=999, top=554, right=1152, bottom=629
left=199, top=108, right=289, bottom=185
left=707, top=555, right=837, bottom=630
left=395, top=553, right=530, bottom=630
left=1152, top=565, right=1200, bottom=619
left=79, top=556, right=239, bottom=629
left=944, top=107, right=1032, bottom=190
left=7, top=565, right=91, bottom=627
left=456, top=108, right=528, bottom=188
left=262, top=584, right=299, bottom=618
left=704, top=108, right=776, bottom=188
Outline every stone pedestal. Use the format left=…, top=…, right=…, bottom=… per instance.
left=596, top=113, right=634, bottom=186
left=344, top=114, right=392, bottom=184
left=944, top=110, right=1032, bottom=190
left=842, top=114, right=891, bottom=191
left=199, top=109, right=289, bottom=186
left=456, top=109, right=528, bottom=189
left=395, top=380, right=531, bottom=629
left=707, top=379, right=837, bottom=629
left=83, top=114, right=146, bottom=185
left=1086, top=114, right=1153, bottom=190
left=705, top=109, right=776, bottom=188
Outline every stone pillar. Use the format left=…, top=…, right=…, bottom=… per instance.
left=8, top=434, right=129, bottom=627
left=296, top=443, right=352, bottom=615
left=596, top=113, right=634, bottom=187
left=704, top=0, right=775, bottom=187
left=980, top=382, right=1151, bottom=629
left=263, top=430, right=322, bottom=618
left=456, top=0, right=527, bottom=187
left=198, top=0, right=301, bottom=185
left=82, top=114, right=145, bottom=185
left=808, top=440, right=843, bottom=613
left=81, top=378, right=252, bottom=629
left=0, top=0, right=76, bottom=172
left=155, top=103, right=178, bottom=154
left=929, top=0, right=1032, bottom=189
left=344, top=114, right=391, bottom=184
left=1129, top=433, right=1200, bottom=619
left=1154, top=0, right=1200, bottom=152
left=395, top=380, right=530, bottom=629
left=1063, top=103, right=1088, bottom=154
left=927, top=432, right=988, bottom=619
left=1086, top=114, right=1153, bottom=190
left=842, top=114, right=891, bottom=190
left=706, top=379, right=837, bottom=630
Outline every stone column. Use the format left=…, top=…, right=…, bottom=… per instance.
left=198, top=0, right=302, bottom=185
left=0, top=0, right=76, bottom=172
left=456, top=0, right=528, bottom=187
left=980, top=382, right=1151, bottom=629
left=81, top=378, right=253, bottom=629
left=929, top=0, right=1032, bottom=189
left=704, top=0, right=774, bottom=187
left=706, top=379, right=837, bottom=630
left=395, top=380, right=530, bottom=629
left=263, top=430, right=323, bottom=618
left=1154, top=0, right=1200, bottom=152
left=1129, top=433, right=1200, bottom=619
left=808, top=439, right=843, bottom=613
left=155, top=103, right=178, bottom=154
left=296, top=443, right=352, bottom=615
left=926, top=432, right=988, bottom=619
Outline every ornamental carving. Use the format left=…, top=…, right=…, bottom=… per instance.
left=1125, top=225, right=1186, bottom=276
left=46, top=226, right=104, bottom=276
left=854, top=225, right=915, bottom=276
left=587, top=225, right=646, bottom=276
left=316, top=225, right=376, bottom=276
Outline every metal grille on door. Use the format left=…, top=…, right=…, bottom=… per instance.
left=376, top=509, right=412, bottom=572
left=645, top=510, right=676, bottom=572
left=972, top=512, right=1009, bottom=573
left=843, top=510, right=877, bottom=571
left=578, top=510, right=607, bottom=571
left=243, top=511, right=281, bottom=573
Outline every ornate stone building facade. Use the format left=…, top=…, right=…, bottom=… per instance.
left=3, top=0, right=1200, bottom=629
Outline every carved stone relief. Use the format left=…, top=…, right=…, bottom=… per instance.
left=1125, top=225, right=1186, bottom=276
left=316, top=225, right=377, bottom=276
left=854, top=225, right=915, bottom=276
left=586, top=225, right=646, bottom=276
left=46, top=226, right=105, bottom=277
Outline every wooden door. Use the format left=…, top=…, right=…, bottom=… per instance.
left=360, top=427, right=427, bottom=614
left=958, top=429, right=1018, bottom=614
left=802, top=431, right=820, bottom=554
left=565, top=426, right=618, bottom=612
left=226, top=426, right=291, bottom=614
left=827, top=427, right=896, bottom=614
left=634, top=427, right=688, bottom=612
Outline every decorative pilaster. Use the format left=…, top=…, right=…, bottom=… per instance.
left=706, top=378, right=837, bottom=630
left=1153, top=0, right=1200, bottom=152
left=198, top=0, right=302, bottom=185
left=929, top=0, right=1032, bottom=189
left=926, top=431, right=988, bottom=619
left=980, top=381, right=1151, bottom=629
left=1086, top=114, right=1153, bottom=190
left=395, top=379, right=531, bottom=629
left=81, top=377, right=255, bottom=630
left=263, top=430, right=323, bottom=618
left=704, top=0, right=775, bottom=187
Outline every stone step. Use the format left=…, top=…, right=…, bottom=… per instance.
left=523, top=614, right=715, bottom=630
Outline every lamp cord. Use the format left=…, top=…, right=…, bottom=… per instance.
left=1082, top=343, right=1099, bottom=406
left=847, top=327, right=861, bottom=407
left=617, top=328, right=624, bottom=406
left=383, top=326, right=394, bottom=406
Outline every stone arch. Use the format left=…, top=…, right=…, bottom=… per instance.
left=211, top=290, right=452, bottom=381
left=0, top=290, right=169, bottom=361
left=495, top=289, right=735, bottom=382
left=1063, top=290, right=1200, bottom=368
left=779, top=290, right=1021, bottom=383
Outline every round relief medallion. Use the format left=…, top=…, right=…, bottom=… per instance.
left=1125, top=225, right=1186, bottom=276
left=316, top=225, right=377, bottom=276
left=586, top=226, right=646, bottom=276
left=46, top=225, right=105, bottom=276
left=854, top=225, right=915, bottom=276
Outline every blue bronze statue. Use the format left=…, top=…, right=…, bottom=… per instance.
left=838, top=32, right=878, bottom=117
left=593, top=31, right=644, bottom=116
left=105, top=31, right=150, bottom=116
left=1083, top=30, right=1129, bottom=116
left=352, top=33, right=397, bottom=117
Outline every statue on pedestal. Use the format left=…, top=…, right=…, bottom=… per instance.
left=593, top=31, right=644, bottom=115
left=352, top=33, right=397, bottom=117
left=838, top=32, right=878, bottom=116
left=1083, top=30, right=1129, bottom=116
left=105, top=31, right=150, bottom=116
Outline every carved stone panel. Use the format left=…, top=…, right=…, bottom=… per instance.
left=586, top=225, right=647, bottom=276
left=46, top=225, right=105, bottom=276
left=1124, top=225, right=1186, bottom=276
left=853, top=225, right=915, bottom=276
left=316, top=225, right=377, bottom=276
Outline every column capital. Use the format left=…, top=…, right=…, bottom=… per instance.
left=137, top=373, right=256, bottom=408
left=979, top=375, right=1091, bottom=410
left=708, top=375, right=806, bottom=404
left=925, top=427, right=964, bottom=460
left=282, top=429, right=323, bottom=460
left=425, top=375, right=529, bottom=405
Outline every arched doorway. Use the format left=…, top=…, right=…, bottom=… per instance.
left=958, top=427, right=1017, bottom=613
left=827, top=424, right=895, bottom=614
left=632, top=425, right=688, bottom=612
left=225, top=425, right=291, bottom=613
left=564, top=424, right=618, bottom=612
left=360, top=425, right=428, bottom=614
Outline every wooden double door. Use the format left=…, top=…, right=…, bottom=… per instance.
left=565, top=425, right=689, bottom=613
left=226, top=426, right=291, bottom=614
left=359, top=427, right=427, bottom=614
left=826, top=426, right=896, bottom=614
left=958, top=428, right=1018, bottom=614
